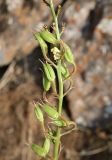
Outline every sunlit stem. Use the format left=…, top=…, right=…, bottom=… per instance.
left=49, top=1, right=63, bottom=160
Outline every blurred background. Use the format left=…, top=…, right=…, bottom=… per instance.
left=0, top=0, right=112, bottom=160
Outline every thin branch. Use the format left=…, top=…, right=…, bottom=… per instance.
left=43, top=0, right=50, bottom=6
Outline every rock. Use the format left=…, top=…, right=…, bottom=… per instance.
left=98, top=18, right=112, bottom=36
left=0, top=0, right=49, bottom=66
left=62, top=0, right=112, bottom=129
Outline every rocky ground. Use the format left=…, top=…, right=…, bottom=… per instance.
left=0, top=0, right=112, bottom=160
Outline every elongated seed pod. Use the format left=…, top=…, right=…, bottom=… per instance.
left=60, top=65, right=66, bottom=75
left=53, top=119, right=67, bottom=127
left=34, top=105, right=44, bottom=122
left=43, top=138, right=50, bottom=155
left=61, top=41, right=74, bottom=64
left=53, top=119, right=75, bottom=128
left=43, top=75, right=51, bottom=91
left=60, top=65, right=69, bottom=78
left=46, top=63, right=55, bottom=80
left=34, top=33, right=48, bottom=55
left=43, top=63, right=55, bottom=82
left=31, top=144, right=46, bottom=157
left=40, top=29, right=58, bottom=44
left=43, top=64, right=52, bottom=81
left=42, top=104, right=59, bottom=119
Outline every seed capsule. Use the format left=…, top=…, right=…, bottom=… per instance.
left=46, top=63, right=55, bottom=80
left=43, top=75, right=51, bottom=91
left=53, top=119, right=76, bottom=128
left=53, top=119, right=67, bottom=127
left=42, top=104, right=59, bottom=119
left=60, top=65, right=69, bottom=78
left=40, top=29, right=58, bottom=44
left=31, top=144, right=46, bottom=157
left=61, top=41, right=74, bottom=64
left=34, top=104, right=44, bottom=122
left=43, top=63, right=55, bottom=82
left=43, top=138, right=50, bottom=154
left=34, top=33, right=48, bottom=55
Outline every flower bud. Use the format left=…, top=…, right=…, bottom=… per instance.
left=51, top=47, right=61, bottom=60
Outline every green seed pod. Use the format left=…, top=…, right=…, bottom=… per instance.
left=40, top=29, right=58, bottom=44
left=43, top=64, right=52, bottom=81
left=46, top=63, right=55, bottom=80
left=43, top=75, right=51, bottom=91
left=34, top=33, right=48, bottom=55
left=43, top=63, right=55, bottom=82
left=53, top=119, right=67, bottom=127
left=62, top=41, right=74, bottom=64
left=42, top=104, right=59, bottom=119
left=31, top=144, right=46, bottom=157
left=34, top=105, right=44, bottom=122
left=60, top=65, right=69, bottom=78
left=60, top=65, right=66, bottom=75
left=43, top=138, right=50, bottom=154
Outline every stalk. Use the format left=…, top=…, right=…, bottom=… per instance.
left=49, top=1, right=63, bottom=159
left=54, top=64, right=63, bottom=160
left=32, top=1, right=76, bottom=160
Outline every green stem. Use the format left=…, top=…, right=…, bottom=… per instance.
left=49, top=1, right=63, bottom=160
left=54, top=63, right=63, bottom=160
left=49, top=0, right=60, bottom=40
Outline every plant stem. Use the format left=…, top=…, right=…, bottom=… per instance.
left=49, top=1, right=63, bottom=159
left=54, top=63, right=63, bottom=160
left=49, top=0, right=60, bottom=40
